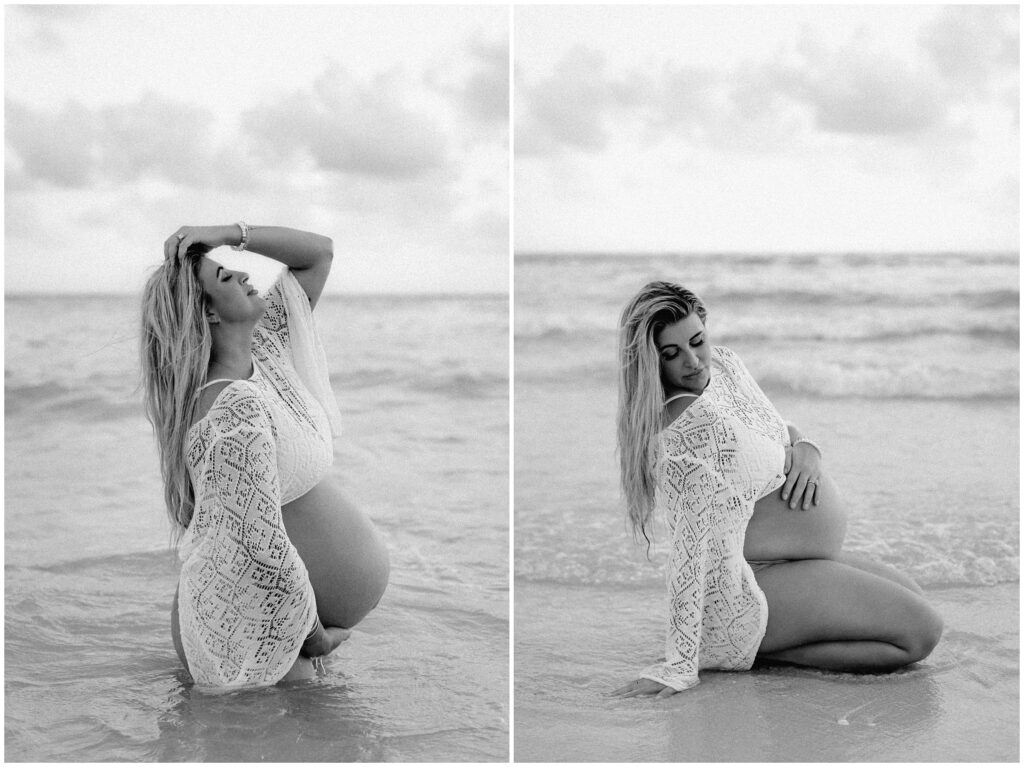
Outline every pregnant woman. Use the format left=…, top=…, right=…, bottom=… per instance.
left=612, top=281, right=942, bottom=697
left=141, top=223, right=389, bottom=688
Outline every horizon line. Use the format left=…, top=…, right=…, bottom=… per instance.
left=4, top=290, right=508, bottom=300
left=515, top=249, right=1019, bottom=257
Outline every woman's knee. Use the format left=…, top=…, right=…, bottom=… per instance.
left=895, top=598, right=944, bottom=662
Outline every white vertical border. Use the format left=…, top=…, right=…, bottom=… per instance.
left=507, top=3, right=516, bottom=763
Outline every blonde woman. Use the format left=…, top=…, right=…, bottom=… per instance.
left=141, top=223, right=389, bottom=688
left=612, top=281, right=942, bottom=698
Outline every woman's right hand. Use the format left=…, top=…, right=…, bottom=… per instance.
left=163, top=225, right=239, bottom=261
left=781, top=444, right=822, bottom=511
left=610, top=678, right=679, bottom=698
left=301, top=625, right=351, bottom=658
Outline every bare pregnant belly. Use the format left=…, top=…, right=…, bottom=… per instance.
left=282, top=478, right=390, bottom=629
left=743, top=472, right=848, bottom=561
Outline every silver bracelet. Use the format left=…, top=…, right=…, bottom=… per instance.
left=793, top=437, right=822, bottom=457
left=232, top=220, right=249, bottom=251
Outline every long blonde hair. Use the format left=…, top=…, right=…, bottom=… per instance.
left=617, top=281, right=707, bottom=546
left=140, top=247, right=212, bottom=544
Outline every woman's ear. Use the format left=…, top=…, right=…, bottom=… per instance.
left=205, top=308, right=220, bottom=325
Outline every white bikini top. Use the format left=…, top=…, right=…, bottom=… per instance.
left=664, top=392, right=700, bottom=405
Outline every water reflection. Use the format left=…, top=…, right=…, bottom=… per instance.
left=662, top=665, right=945, bottom=761
left=152, top=669, right=385, bottom=762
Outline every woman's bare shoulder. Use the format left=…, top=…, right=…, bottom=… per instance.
left=190, top=380, right=264, bottom=431
left=663, top=395, right=699, bottom=426
left=193, top=382, right=234, bottom=428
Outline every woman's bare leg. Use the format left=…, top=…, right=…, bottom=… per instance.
left=754, top=559, right=943, bottom=670
left=835, top=550, right=924, bottom=595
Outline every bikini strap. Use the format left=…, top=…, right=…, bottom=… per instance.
left=198, top=378, right=239, bottom=391
left=664, top=392, right=700, bottom=405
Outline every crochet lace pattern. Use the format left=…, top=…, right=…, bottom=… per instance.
left=177, top=270, right=341, bottom=688
left=639, top=346, right=789, bottom=691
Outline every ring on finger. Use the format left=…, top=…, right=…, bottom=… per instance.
left=176, top=233, right=186, bottom=241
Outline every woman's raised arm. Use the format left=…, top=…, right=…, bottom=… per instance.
left=168, top=224, right=334, bottom=308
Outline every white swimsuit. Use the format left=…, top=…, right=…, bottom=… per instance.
left=177, top=269, right=343, bottom=689
left=639, top=345, right=790, bottom=692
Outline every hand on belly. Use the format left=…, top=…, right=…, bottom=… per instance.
left=743, top=472, right=848, bottom=561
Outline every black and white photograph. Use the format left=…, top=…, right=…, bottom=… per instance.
left=514, top=5, right=1018, bottom=762
left=4, top=3, right=1020, bottom=765
left=5, top=5, right=508, bottom=761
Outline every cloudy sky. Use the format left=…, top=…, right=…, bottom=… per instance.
left=6, top=5, right=508, bottom=294
left=515, top=5, right=1018, bottom=253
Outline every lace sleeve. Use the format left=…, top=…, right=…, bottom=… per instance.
left=256, top=268, right=343, bottom=435
left=637, top=407, right=769, bottom=692
left=179, top=387, right=317, bottom=688
left=638, top=451, right=725, bottom=691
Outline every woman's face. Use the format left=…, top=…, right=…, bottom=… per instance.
left=196, top=257, right=265, bottom=324
left=654, top=313, right=711, bottom=395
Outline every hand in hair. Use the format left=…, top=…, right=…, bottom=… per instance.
left=164, top=225, right=240, bottom=261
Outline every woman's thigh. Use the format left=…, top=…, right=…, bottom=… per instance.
left=835, top=550, right=924, bottom=594
left=744, top=473, right=848, bottom=561
left=754, top=558, right=940, bottom=654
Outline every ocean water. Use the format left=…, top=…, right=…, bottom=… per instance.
left=5, top=290, right=509, bottom=761
left=514, top=252, right=1018, bottom=761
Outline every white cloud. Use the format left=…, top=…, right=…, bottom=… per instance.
left=5, top=93, right=259, bottom=191
left=517, top=46, right=650, bottom=156
left=6, top=99, right=97, bottom=187
left=919, top=5, right=1019, bottom=91
left=515, top=6, right=1018, bottom=253
left=772, top=43, right=948, bottom=136
left=4, top=6, right=508, bottom=294
left=244, top=64, right=450, bottom=180
left=517, top=11, right=1018, bottom=155
left=459, top=40, right=510, bottom=128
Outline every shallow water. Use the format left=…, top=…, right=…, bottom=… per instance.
left=5, top=291, right=509, bottom=762
left=514, top=253, right=1019, bottom=761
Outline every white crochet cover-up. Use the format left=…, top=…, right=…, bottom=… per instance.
left=639, top=345, right=790, bottom=692
left=178, top=269, right=343, bottom=689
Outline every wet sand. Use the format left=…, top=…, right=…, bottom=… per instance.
left=514, top=581, right=1019, bottom=762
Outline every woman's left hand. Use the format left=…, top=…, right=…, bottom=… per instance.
left=781, top=443, right=822, bottom=510
left=164, top=225, right=239, bottom=261
left=610, top=678, right=679, bottom=698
